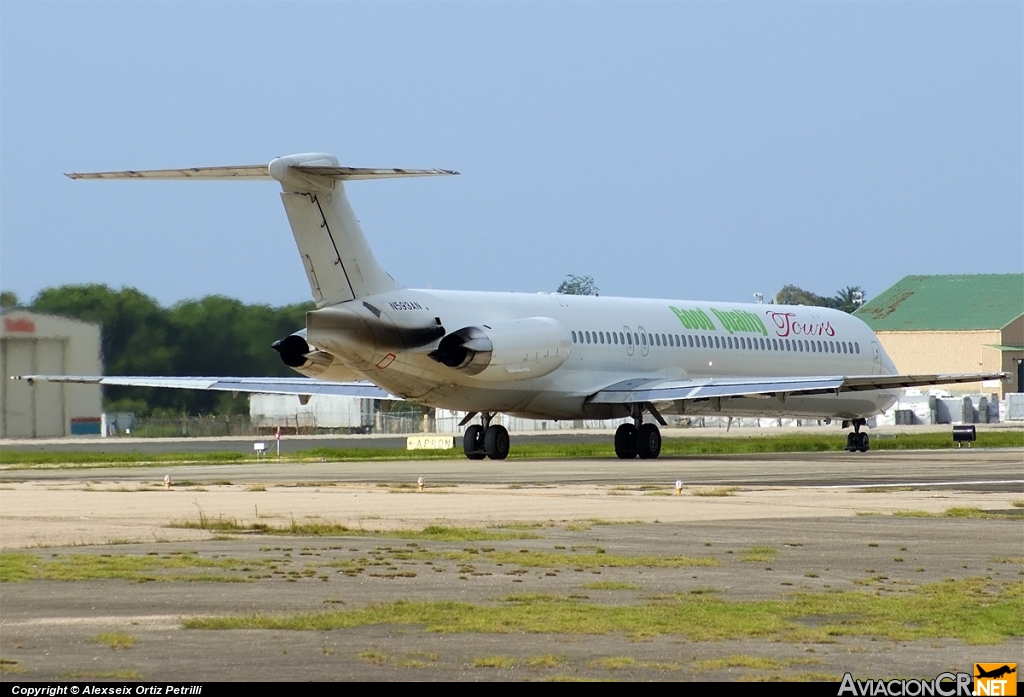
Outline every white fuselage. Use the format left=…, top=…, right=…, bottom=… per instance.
left=308, top=288, right=900, bottom=422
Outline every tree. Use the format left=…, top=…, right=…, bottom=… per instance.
left=557, top=274, right=599, bottom=296
left=29, top=283, right=314, bottom=415
left=831, top=286, right=865, bottom=314
left=0, top=291, right=19, bottom=309
left=774, top=284, right=864, bottom=313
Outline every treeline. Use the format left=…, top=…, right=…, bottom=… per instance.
left=11, top=285, right=313, bottom=416
left=774, top=285, right=864, bottom=313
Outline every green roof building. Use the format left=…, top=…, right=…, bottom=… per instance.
left=854, top=274, right=1023, bottom=396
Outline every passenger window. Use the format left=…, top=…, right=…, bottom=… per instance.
left=634, top=333, right=639, bottom=345
left=855, top=342, right=860, bottom=354
left=620, top=332, right=625, bottom=344
left=655, top=334, right=660, bottom=347
left=700, top=335, right=707, bottom=348
left=688, top=336, right=694, bottom=347
left=599, top=332, right=605, bottom=345
left=641, top=333, right=647, bottom=346
left=571, top=331, right=577, bottom=343
left=613, top=332, right=618, bottom=345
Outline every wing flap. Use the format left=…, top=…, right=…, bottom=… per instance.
left=588, top=372, right=1009, bottom=404
left=13, top=375, right=397, bottom=400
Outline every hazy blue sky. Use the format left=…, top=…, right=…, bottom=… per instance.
left=2, top=2, right=1021, bottom=308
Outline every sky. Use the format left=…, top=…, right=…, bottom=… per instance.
left=2, top=2, right=1021, bottom=309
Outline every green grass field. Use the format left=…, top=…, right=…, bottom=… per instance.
left=1, top=430, right=1020, bottom=467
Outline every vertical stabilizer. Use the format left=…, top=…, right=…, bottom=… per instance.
left=269, top=153, right=400, bottom=306
left=65, top=152, right=457, bottom=308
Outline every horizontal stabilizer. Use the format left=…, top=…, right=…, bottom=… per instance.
left=12, top=375, right=399, bottom=400
left=66, top=165, right=458, bottom=181
left=66, top=166, right=272, bottom=180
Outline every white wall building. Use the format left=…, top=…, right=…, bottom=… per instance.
left=0, top=310, right=102, bottom=437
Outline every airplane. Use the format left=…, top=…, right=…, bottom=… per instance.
left=16, top=152, right=1008, bottom=460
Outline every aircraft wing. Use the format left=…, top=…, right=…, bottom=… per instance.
left=12, top=375, right=398, bottom=400
left=587, top=372, right=1009, bottom=404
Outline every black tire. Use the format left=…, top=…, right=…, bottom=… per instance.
left=636, top=423, right=662, bottom=460
left=858, top=432, right=870, bottom=453
left=463, top=425, right=485, bottom=460
left=845, top=432, right=857, bottom=452
left=484, top=424, right=510, bottom=460
left=614, top=424, right=637, bottom=459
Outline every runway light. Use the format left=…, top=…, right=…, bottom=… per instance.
left=164, top=475, right=172, bottom=490
left=675, top=480, right=683, bottom=495
left=417, top=476, right=424, bottom=492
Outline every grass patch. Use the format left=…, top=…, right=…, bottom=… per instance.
left=409, top=548, right=719, bottom=571
left=168, top=518, right=540, bottom=541
left=64, top=670, right=144, bottom=680
left=892, top=507, right=1020, bottom=520
left=581, top=581, right=641, bottom=591
left=692, top=487, right=739, bottom=497
left=7, top=430, right=1020, bottom=468
left=693, top=655, right=820, bottom=672
left=91, top=632, right=136, bottom=650
left=473, top=655, right=516, bottom=668
left=0, top=658, right=26, bottom=674
left=356, top=650, right=389, bottom=665
left=0, top=551, right=262, bottom=583
left=740, top=547, right=778, bottom=563
left=525, top=654, right=568, bottom=668
left=185, top=578, right=1023, bottom=644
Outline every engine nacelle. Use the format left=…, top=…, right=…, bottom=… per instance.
left=428, top=317, right=571, bottom=382
left=271, top=331, right=361, bottom=381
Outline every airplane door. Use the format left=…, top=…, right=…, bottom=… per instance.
left=871, top=341, right=882, bottom=375
left=637, top=326, right=649, bottom=357
left=623, top=325, right=634, bottom=356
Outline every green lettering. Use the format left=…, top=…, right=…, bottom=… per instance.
left=695, top=309, right=716, bottom=331
left=709, top=308, right=733, bottom=334
left=670, top=306, right=695, bottom=329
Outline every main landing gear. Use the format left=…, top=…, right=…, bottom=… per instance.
left=614, top=404, right=663, bottom=460
left=463, top=412, right=510, bottom=460
left=844, top=418, right=870, bottom=452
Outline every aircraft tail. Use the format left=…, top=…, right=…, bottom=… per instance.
left=67, top=153, right=458, bottom=307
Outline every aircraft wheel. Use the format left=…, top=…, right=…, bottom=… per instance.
left=858, top=432, right=870, bottom=453
left=614, top=424, right=637, bottom=459
left=845, top=432, right=857, bottom=452
left=463, top=425, right=485, bottom=460
left=484, top=424, right=510, bottom=460
left=636, top=423, right=662, bottom=460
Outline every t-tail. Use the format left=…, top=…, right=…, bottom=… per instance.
left=67, top=153, right=458, bottom=307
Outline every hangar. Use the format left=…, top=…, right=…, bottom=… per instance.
left=854, top=274, right=1023, bottom=397
left=0, top=310, right=103, bottom=437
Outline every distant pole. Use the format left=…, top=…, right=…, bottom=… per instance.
left=276, top=426, right=281, bottom=460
